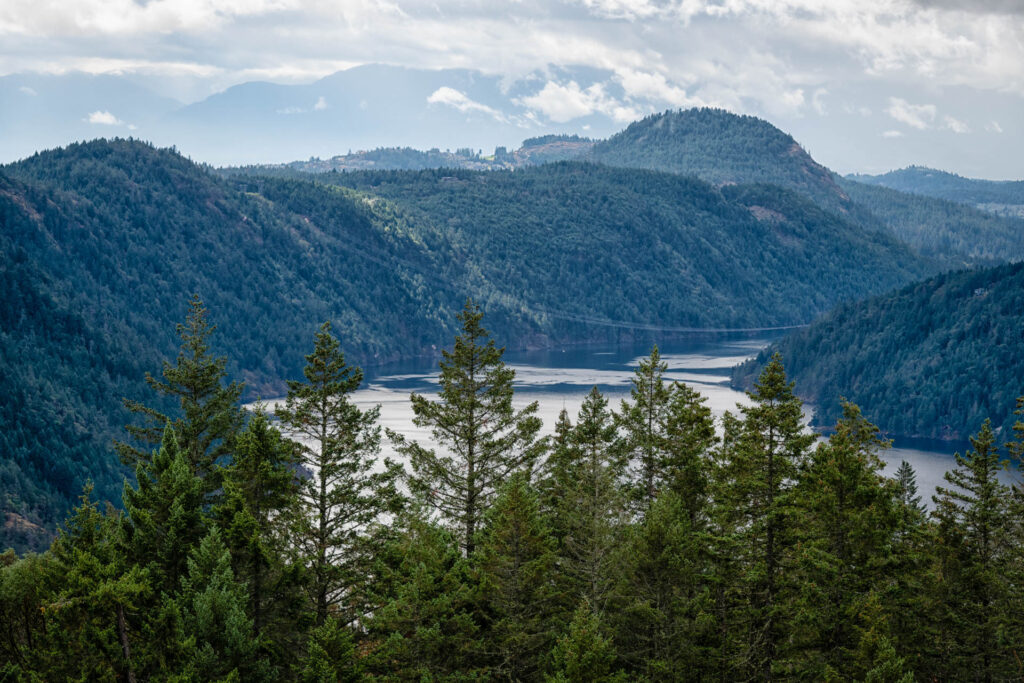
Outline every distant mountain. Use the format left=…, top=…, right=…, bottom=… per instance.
left=733, top=261, right=1024, bottom=441
left=587, top=109, right=849, bottom=210
left=850, top=166, right=1024, bottom=217
left=0, top=139, right=932, bottom=550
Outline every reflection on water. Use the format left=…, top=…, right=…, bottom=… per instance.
left=263, top=333, right=1020, bottom=507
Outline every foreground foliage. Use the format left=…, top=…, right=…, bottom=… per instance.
left=3, top=302, right=1023, bottom=681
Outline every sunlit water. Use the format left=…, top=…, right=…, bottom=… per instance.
left=258, top=334, right=1019, bottom=505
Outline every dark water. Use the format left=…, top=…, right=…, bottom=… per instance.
left=269, top=333, right=1018, bottom=504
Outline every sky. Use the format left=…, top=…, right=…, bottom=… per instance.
left=2, top=0, right=1023, bottom=177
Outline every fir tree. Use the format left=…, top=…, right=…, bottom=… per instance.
left=477, top=474, right=560, bottom=680
left=118, top=295, right=244, bottom=490
left=931, top=420, right=1017, bottom=681
left=556, top=387, right=625, bottom=615
left=176, top=526, right=263, bottom=681
left=389, top=301, right=543, bottom=555
left=616, top=346, right=672, bottom=511
left=713, top=353, right=814, bottom=680
left=299, top=617, right=360, bottom=682
left=363, top=509, right=482, bottom=680
left=661, top=381, right=717, bottom=524
left=546, top=601, right=627, bottom=683
left=276, top=321, right=403, bottom=626
left=122, top=426, right=206, bottom=595
left=788, top=402, right=900, bottom=678
left=215, top=408, right=307, bottom=670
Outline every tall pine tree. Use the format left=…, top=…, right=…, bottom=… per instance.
left=276, top=321, right=403, bottom=626
left=390, top=301, right=543, bottom=555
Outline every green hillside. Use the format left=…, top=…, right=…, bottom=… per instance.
left=733, top=261, right=1024, bottom=440
left=850, top=165, right=1024, bottom=212
left=0, top=139, right=933, bottom=550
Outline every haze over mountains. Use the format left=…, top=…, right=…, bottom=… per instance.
left=2, top=64, right=1021, bottom=178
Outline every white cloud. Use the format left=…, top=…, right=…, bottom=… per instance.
left=18, top=85, right=36, bottom=95
left=85, top=109, right=124, bottom=125
left=811, top=88, right=827, bottom=115
left=943, top=114, right=969, bottom=133
left=517, top=80, right=640, bottom=123
left=886, top=97, right=936, bottom=129
left=882, top=130, right=904, bottom=138
left=987, top=120, right=1003, bottom=133
left=313, top=96, right=327, bottom=110
left=427, top=86, right=506, bottom=122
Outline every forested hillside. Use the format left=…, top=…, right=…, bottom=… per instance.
left=839, top=177, right=1024, bottom=263
left=733, top=261, right=1024, bottom=439
left=0, top=139, right=933, bottom=550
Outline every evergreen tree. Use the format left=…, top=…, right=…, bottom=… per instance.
left=612, top=490, right=714, bottom=680
left=216, top=408, right=307, bottom=670
left=546, top=601, right=627, bottom=683
left=931, top=420, right=1017, bottom=681
left=176, top=526, right=263, bottom=681
left=299, top=617, right=360, bottom=682
left=788, top=402, right=900, bottom=678
left=276, top=321, right=403, bottom=626
left=122, top=426, right=206, bottom=595
left=477, top=474, right=560, bottom=680
left=389, top=301, right=543, bottom=555
left=661, top=381, right=717, bottom=524
left=894, top=460, right=926, bottom=530
left=538, top=408, right=576, bottom=544
left=713, top=353, right=814, bottom=680
left=556, top=387, right=625, bottom=615
left=44, top=486, right=151, bottom=683
left=364, top=509, right=482, bottom=680
left=616, top=346, right=672, bottom=510
left=118, top=295, right=244, bottom=490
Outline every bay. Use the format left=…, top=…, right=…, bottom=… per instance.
left=331, top=333, right=1017, bottom=504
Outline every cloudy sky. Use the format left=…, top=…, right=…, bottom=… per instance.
left=2, top=0, right=1023, bottom=176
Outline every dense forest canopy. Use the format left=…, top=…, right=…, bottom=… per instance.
left=850, top=165, right=1024, bottom=207
left=734, top=261, right=1024, bottom=440
left=2, top=303, right=1023, bottom=681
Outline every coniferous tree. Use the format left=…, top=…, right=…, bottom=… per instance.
left=215, top=408, right=307, bottom=670
left=556, top=387, right=625, bottom=615
left=661, top=381, right=717, bottom=523
left=788, top=402, right=901, bottom=678
left=390, top=301, right=543, bottom=555
left=612, top=490, right=714, bottom=680
left=44, top=486, right=151, bottom=683
left=713, top=353, right=814, bottom=680
left=616, top=346, right=672, bottom=511
left=364, top=509, right=482, bottom=680
left=276, top=321, right=403, bottom=626
left=931, top=420, right=1017, bottom=681
left=176, top=526, right=264, bottom=681
left=546, top=601, right=627, bottom=683
left=538, top=408, right=576, bottom=544
left=122, top=426, right=206, bottom=596
left=299, top=618, right=360, bottom=682
left=118, top=295, right=244, bottom=491
left=477, top=474, right=560, bottom=680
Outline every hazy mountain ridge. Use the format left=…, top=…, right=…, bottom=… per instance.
left=850, top=166, right=1024, bottom=217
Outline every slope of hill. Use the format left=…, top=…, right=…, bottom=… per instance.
left=838, top=177, right=1024, bottom=264
left=1, top=139, right=934, bottom=550
left=733, top=261, right=1024, bottom=440
left=850, top=166, right=1024, bottom=217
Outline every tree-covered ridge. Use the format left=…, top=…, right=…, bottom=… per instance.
left=850, top=165, right=1024, bottom=209
left=3, top=304, right=1024, bottom=681
left=733, top=261, right=1024, bottom=440
left=587, top=108, right=847, bottom=208
left=838, top=177, right=1024, bottom=264
left=322, top=162, right=931, bottom=330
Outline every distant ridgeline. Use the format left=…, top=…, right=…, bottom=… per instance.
left=850, top=165, right=1024, bottom=218
left=0, top=137, right=933, bottom=551
left=733, top=261, right=1024, bottom=440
